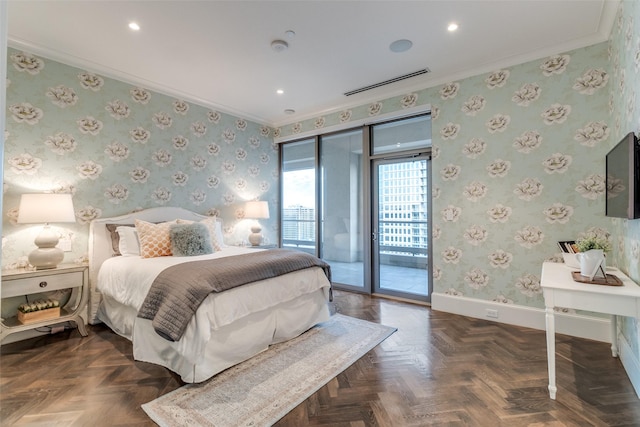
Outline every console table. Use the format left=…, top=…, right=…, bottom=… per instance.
left=541, top=261, right=640, bottom=399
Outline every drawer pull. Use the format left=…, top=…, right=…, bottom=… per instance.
left=39, top=281, right=48, bottom=288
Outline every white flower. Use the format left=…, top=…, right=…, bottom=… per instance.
left=513, top=130, right=542, bottom=153
left=401, top=93, right=418, bottom=108
left=46, top=85, right=78, bottom=108
left=172, top=171, right=189, bottom=186
left=542, top=153, right=572, bottom=174
left=191, top=155, right=207, bottom=171
left=9, top=102, right=43, bottom=124
left=487, top=204, right=512, bottom=223
left=540, top=54, right=570, bottom=76
left=440, top=82, right=459, bottom=100
left=8, top=153, right=42, bottom=175
left=207, top=143, right=221, bottom=156
left=512, top=83, right=541, bottom=106
left=191, top=121, right=207, bottom=137
left=574, top=121, right=610, bottom=147
left=172, top=135, right=189, bottom=151
left=173, top=100, right=189, bottom=115
left=292, top=123, right=302, bottom=134
left=208, top=111, right=221, bottom=123
left=543, top=203, right=574, bottom=224
left=515, top=225, right=544, bottom=247
left=76, top=160, right=102, bottom=180
left=152, top=149, right=172, bottom=167
left=190, top=189, right=207, bottom=205
left=130, top=87, right=151, bottom=104
left=236, top=148, right=247, bottom=161
left=260, top=153, right=270, bottom=164
left=368, top=102, right=382, bottom=116
left=222, top=129, right=236, bottom=144
left=236, top=119, right=247, bottom=131
left=486, top=114, right=510, bottom=133
left=104, top=184, right=129, bottom=204
left=314, top=117, right=326, bottom=128
left=105, top=141, right=130, bottom=162
left=10, top=52, right=44, bottom=74
left=106, top=100, right=131, bottom=119
left=77, top=116, right=103, bottom=135
left=129, top=127, right=151, bottom=144
left=440, top=122, right=460, bottom=140
left=542, top=104, right=571, bottom=125
left=248, top=165, right=260, bottom=177
left=152, top=187, right=172, bottom=204
left=441, top=164, right=461, bottom=181
left=260, top=126, right=271, bottom=137
left=78, top=71, right=104, bottom=92
left=441, top=205, right=462, bottom=222
left=576, top=174, right=605, bottom=200
left=207, top=175, right=220, bottom=188
left=259, top=180, right=271, bottom=192
left=464, top=225, right=488, bottom=246
left=129, top=167, right=150, bottom=183
left=153, top=112, right=173, bottom=129
left=516, top=275, right=542, bottom=297
left=487, top=159, right=511, bottom=178
left=461, top=95, right=486, bottom=116
left=488, top=250, right=513, bottom=269
left=76, top=206, right=101, bottom=224
left=485, top=70, right=510, bottom=88
left=235, top=178, right=247, bottom=191
left=573, top=69, right=609, bottom=94
left=248, top=136, right=261, bottom=149
left=445, top=288, right=464, bottom=297
left=465, top=268, right=489, bottom=289
left=223, top=192, right=236, bottom=206
left=44, top=132, right=77, bottom=154
left=339, top=110, right=352, bottom=122
left=463, top=181, right=488, bottom=201
left=442, top=246, right=462, bottom=264
left=514, top=178, right=543, bottom=200
left=222, top=160, right=236, bottom=174
left=462, top=138, right=486, bottom=158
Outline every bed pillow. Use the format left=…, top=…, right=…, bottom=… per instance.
left=106, top=223, right=129, bottom=256
left=116, top=226, right=140, bottom=256
left=177, top=217, right=224, bottom=251
left=169, top=223, right=214, bottom=257
left=135, top=219, right=173, bottom=258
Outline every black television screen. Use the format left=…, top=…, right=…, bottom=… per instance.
left=606, top=132, right=640, bottom=219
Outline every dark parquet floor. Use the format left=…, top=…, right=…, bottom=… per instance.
left=2, top=290, right=640, bottom=426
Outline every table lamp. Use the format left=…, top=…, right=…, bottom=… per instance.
left=244, top=201, right=270, bottom=246
left=17, top=193, right=76, bottom=270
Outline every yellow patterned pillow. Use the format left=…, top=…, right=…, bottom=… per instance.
left=135, top=219, right=173, bottom=258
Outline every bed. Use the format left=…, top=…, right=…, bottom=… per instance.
left=88, top=207, right=331, bottom=383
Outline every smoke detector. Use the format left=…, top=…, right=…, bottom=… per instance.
left=271, top=40, right=289, bottom=52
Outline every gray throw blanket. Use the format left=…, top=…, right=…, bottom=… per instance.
left=137, top=249, right=332, bottom=342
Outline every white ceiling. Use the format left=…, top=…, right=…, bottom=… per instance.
left=7, top=1, right=618, bottom=127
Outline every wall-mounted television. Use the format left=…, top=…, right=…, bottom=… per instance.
left=606, top=131, right=640, bottom=219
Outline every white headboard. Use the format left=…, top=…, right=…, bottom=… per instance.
left=88, top=207, right=209, bottom=324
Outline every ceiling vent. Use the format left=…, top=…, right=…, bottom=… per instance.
left=343, top=68, right=430, bottom=96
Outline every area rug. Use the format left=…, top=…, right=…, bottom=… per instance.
left=142, top=314, right=396, bottom=427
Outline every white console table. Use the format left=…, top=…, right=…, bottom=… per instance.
left=541, top=261, right=640, bottom=399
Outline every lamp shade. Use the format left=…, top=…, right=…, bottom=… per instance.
left=18, top=193, right=76, bottom=224
left=245, top=201, right=270, bottom=219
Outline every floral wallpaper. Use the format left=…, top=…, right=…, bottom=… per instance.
left=608, top=0, right=640, bottom=359
left=278, top=42, right=613, bottom=310
left=3, top=48, right=278, bottom=269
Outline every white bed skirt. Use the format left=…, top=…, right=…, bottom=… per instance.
left=99, top=288, right=330, bottom=383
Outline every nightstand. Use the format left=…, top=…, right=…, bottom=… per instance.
left=246, top=244, right=277, bottom=249
left=1, top=264, right=89, bottom=342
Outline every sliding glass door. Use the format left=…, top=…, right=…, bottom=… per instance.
left=320, top=129, right=365, bottom=290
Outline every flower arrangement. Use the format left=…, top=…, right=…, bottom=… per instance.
left=575, top=236, right=612, bottom=252
left=18, top=299, right=59, bottom=313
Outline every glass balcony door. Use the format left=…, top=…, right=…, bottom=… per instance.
left=372, top=155, right=430, bottom=300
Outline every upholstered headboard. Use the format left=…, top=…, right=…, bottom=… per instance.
left=88, top=207, right=210, bottom=324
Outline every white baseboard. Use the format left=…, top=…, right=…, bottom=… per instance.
left=619, top=331, right=640, bottom=398
left=431, top=292, right=611, bottom=343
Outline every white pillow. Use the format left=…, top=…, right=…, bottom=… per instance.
left=116, top=226, right=140, bottom=256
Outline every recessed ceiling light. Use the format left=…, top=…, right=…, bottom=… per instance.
left=276, top=89, right=284, bottom=95
left=285, top=30, right=296, bottom=39
left=284, top=109, right=295, bottom=115
left=128, top=22, right=140, bottom=31
left=448, top=23, right=458, bottom=32
left=271, top=40, right=289, bottom=52
left=389, top=39, right=413, bottom=53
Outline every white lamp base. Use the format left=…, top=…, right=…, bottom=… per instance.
left=29, top=224, right=64, bottom=270
left=248, top=224, right=263, bottom=246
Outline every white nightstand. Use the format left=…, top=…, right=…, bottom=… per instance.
left=1, top=264, right=89, bottom=343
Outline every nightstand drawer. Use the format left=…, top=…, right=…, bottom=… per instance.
left=2, top=271, right=83, bottom=298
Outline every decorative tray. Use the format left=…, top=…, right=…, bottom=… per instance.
left=571, top=271, right=623, bottom=286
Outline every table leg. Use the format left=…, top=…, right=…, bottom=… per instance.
left=545, top=306, right=557, bottom=399
left=611, top=314, right=618, bottom=357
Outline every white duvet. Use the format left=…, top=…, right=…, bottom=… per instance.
left=97, top=246, right=331, bottom=367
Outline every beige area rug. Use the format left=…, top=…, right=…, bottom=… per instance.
left=142, top=314, right=396, bottom=427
